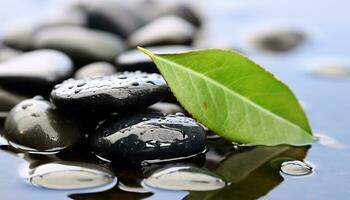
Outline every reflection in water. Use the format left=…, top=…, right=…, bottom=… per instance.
left=142, top=166, right=228, bottom=191
left=22, top=161, right=116, bottom=190
left=185, top=145, right=309, bottom=200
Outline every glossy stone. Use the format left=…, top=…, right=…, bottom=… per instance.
left=51, top=72, right=168, bottom=113
left=90, top=112, right=206, bottom=164
left=4, top=97, right=81, bottom=153
left=74, top=62, right=117, bottom=79
left=0, top=50, right=73, bottom=92
left=34, top=26, right=125, bottom=65
left=76, top=0, right=146, bottom=38
left=116, top=45, right=191, bottom=73
left=128, top=16, right=196, bottom=48
left=251, top=29, right=305, bottom=53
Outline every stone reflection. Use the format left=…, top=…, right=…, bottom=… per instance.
left=185, top=145, right=309, bottom=200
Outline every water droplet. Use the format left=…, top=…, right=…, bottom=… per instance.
left=280, top=160, right=312, bottom=176
left=24, top=161, right=116, bottom=190
left=142, top=166, right=228, bottom=191
left=31, top=113, right=40, bottom=117
left=22, top=103, right=32, bottom=110
left=175, top=112, right=185, bottom=117
left=74, top=88, right=82, bottom=94
left=77, top=82, right=86, bottom=87
left=33, top=96, right=44, bottom=100
left=131, top=82, right=139, bottom=86
left=146, top=81, right=155, bottom=85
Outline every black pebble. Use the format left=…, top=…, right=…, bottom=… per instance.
left=90, top=112, right=206, bottom=165
left=4, top=97, right=81, bottom=153
left=116, top=45, right=191, bottom=73
left=50, top=72, right=168, bottom=113
left=0, top=50, right=73, bottom=94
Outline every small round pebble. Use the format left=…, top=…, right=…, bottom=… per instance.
left=127, top=15, right=196, bottom=48
left=51, top=72, right=168, bottom=113
left=74, top=62, right=117, bottom=79
left=4, top=97, right=81, bottom=154
left=90, top=112, right=206, bottom=164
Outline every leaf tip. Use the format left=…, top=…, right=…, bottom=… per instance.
left=137, top=46, right=153, bottom=57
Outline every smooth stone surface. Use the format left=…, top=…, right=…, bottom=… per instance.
left=116, top=45, right=191, bottom=73
left=74, top=62, right=117, bottom=79
left=128, top=15, right=196, bottom=48
left=147, top=1, right=202, bottom=28
left=4, top=97, right=81, bottom=153
left=1, top=22, right=38, bottom=50
left=0, top=50, right=73, bottom=92
left=0, top=46, right=21, bottom=62
left=90, top=112, right=206, bottom=164
left=51, top=72, right=168, bottom=113
left=76, top=0, right=146, bottom=38
left=251, top=29, right=305, bottom=52
left=143, top=166, right=227, bottom=191
left=24, top=161, right=116, bottom=190
left=34, top=26, right=125, bottom=65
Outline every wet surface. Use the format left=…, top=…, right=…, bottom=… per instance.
left=0, top=0, right=350, bottom=199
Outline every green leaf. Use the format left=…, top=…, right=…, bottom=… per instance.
left=138, top=47, right=314, bottom=146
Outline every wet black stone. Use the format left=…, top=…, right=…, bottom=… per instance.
left=251, top=29, right=305, bottom=53
left=90, top=112, right=206, bottom=164
left=4, top=97, right=81, bottom=153
left=116, top=45, right=191, bottom=73
left=0, top=50, right=73, bottom=93
left=74, top=62, right=117, bottom=79
left=50, top=72, right=168, bottom=113
left=127, top=15, right=197, bottom=48
left=34, top=26, right=125, bottom=65
left=75, top=0, right=146, bottom=38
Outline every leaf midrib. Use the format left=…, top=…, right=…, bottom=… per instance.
left=154, top=54, right=310, bottom=135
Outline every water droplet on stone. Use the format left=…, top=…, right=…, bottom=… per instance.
left=31, top=113, right=40, bottom=117
left=142, top=166, right=228, bottom=191
left=77, top=82, right=86, bottom=87
left=175, top=112, right=185, bottom=117
left=74, top=88, right=82, bottom=94
left=280, top=160, right=312, bottom=176
left=131, top=82, right=139, bottom=86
